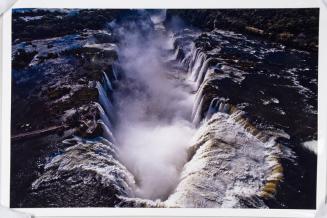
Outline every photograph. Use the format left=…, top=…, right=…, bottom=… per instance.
left=10, top=8, right=318, bottom=209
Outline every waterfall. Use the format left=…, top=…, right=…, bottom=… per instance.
left=167, top=46, right=181, bottom=62
left=28, top=15, right=291, bottom=208
left=149, top=9, right=167, bottom=24
left=166, top=111, right=282, bottom=208
left=188, top=47, right=201, bottom=73
left=205, top=97, right=219, bottom=121
left=112, top=63, right=119, bottom=80
left=192, top=95, right=205, bottom=126
left=202, top=67, right=215, bottom=85
left=222, top=102, right=231, bottom=113
left=173, top=47, right=180, bottom=60
left=102, top=71, right=113, bottom=92
left=192, top=83, right=205, bottom=118
left=98, top=120, right=116, bottom=144
left=204, top=100, right=232, bottom=115
left=195, top=58, right=214, bottom=90
left=95, top=102, right=113, bottom=131
left=176, top=47, right=185, bottom=61
left=190, top=52, right=206, bottom=81
left=181, top=51, right=191, bottom=68
left=96, top=81, right=114, bottom=120
left=172, top=36, right=178, bottom=50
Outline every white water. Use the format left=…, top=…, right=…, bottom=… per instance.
left=32, top=13, right=287, bottom=208
left=110, top=19, right=284, bottom=207
left=192, top=95, right=205, bottom=126
left=162, top=38, right=284, bottom=207
left=96, top=81, right=115, bottom=120
left=195, top=57, right=214, bottom=90
left=32, top=136, right=136, bottom=198
left=302, top=140, right=317, bottom=154
left=98, top=120, right=116, bottom=144
left=112, top=20, right=196, bottom=200
left=102, top=71, right=113, bottom=91
left=191, top=52, right=206, bottom=81
left=95, top=102, right=113, bottom=131
left=112, top=62, right=119, bottom=80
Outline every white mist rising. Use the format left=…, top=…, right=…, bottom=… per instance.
left=118, top=121, right=195, bottom=200
left=112, top=11, right=196, bottom=200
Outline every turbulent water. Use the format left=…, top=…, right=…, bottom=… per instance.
left=11, top=9, right=317, bottom=208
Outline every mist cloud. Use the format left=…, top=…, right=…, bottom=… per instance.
left=111, top=10, right=196, bottom=200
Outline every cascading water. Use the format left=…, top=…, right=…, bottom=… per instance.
left=190, top=52, right=206, bottom=82
left=100, top=11, right=285, bottom=208
left=26, top=9, right=316, bottom=209
left=195, top=58, right=214, bottom=90
left=205, top=97, right=220, bottom=121
left=30, top=21, right=283, bottom=208
left=192, top=95, right=205, bottom=126
left=102, top=71, right=113, bottom=92
left=112, top=62, right=119, bottom=80
left=187, top=47, right=201, bottom=71
left=95, top=102, right=113, bottom=131
left=98, top=120, right=116, bottom=143
left=110, top=11, right=197, bottom=201
left=96, top=81, right=115, bottom=120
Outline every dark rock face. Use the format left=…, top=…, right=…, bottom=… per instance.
left=12, top=49, right=38, bottom=69
left=166, top=9, right=319, bottom=51
left=12, top=9, right=124, bottom=42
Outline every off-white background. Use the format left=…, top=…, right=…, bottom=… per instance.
left=1, top=0, right=327, bottom=218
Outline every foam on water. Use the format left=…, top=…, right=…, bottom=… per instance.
left=166, top=110, right=282, bottom=208
left=32, top=137, right=136, bottom=198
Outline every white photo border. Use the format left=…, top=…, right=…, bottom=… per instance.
left=1, top=0, right=326, bottom=217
